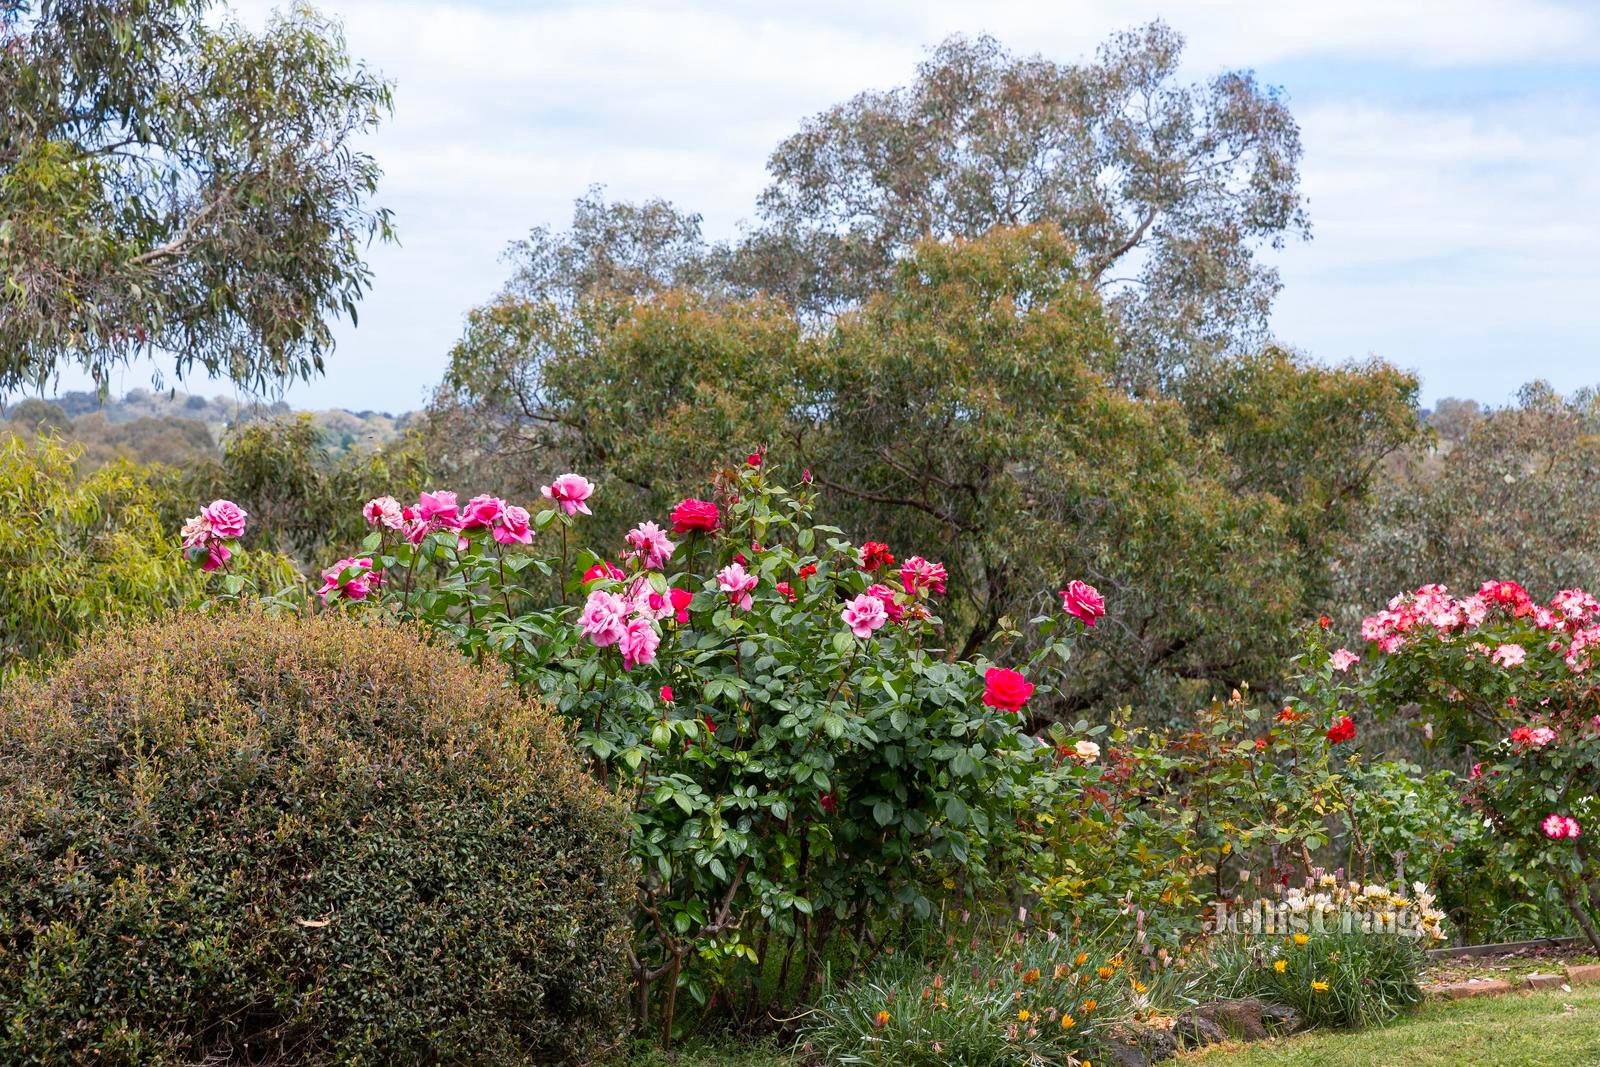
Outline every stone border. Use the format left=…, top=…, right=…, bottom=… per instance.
left=1425, top=962, right=1600, bottom=1000
left=1425, top=935, right=1581, bottom=960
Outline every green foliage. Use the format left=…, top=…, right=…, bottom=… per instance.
left=1342, top=382, right=1600, bottom=613
left=437, top=225, right=1420, bottom=719
left=799, top=924, right=1164, bottom=1066
left=746, top=23, right=1308, bottom=383
left=188, top=412, right=430, bottom=565
left=0, top=0, right=393, bottom=391
left=328, top=461, right=1075, bottom=1038
left=1202, top=927, right=1427, bottom=1030
left=0, top=610, right=633, bottom=1064
left=0, top=434, right=289, bottom=680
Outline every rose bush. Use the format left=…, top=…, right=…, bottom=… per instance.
left=1353, top=580, right=1600, bottom=951
left=197, top=458, right=1103, bottom=1039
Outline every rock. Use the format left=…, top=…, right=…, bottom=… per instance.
left=1524, top=972, right=1565, bottom=990
left=1567, top=964, right=1600, bottom=985
left=1172, top=1011, right=1227, bottom=1049
left=1259, top=1000, right=1305, bottom=1034
left=1106, top=1023, right=1178, bottom=1065
left=1195, top=997, right=1268, bottom=1041
left=1101, top=1040, right=1152, bottom=1067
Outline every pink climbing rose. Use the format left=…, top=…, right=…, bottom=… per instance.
left=541, top=473, right=595, bottom=517
left=625, top=520, right=677, bottom=570
left=717, top=562, right=758, bottom=611
left=579, top=589, right=630, bottom=647
left=201, top=499, right=248, bottom=540
left=1329, top=648, right=1359, bottom=672
left=1059, top=580, right=1105, bottom=627
left=494, top=504, right=533, bottom=545
left=840, top=593, right=888, bottom=639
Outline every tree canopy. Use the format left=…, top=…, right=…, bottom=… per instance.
left=0, top=0, right=393, bottom=392
left=436, top=225, right=1420, bottom=717
left=746, top=24, right=1308, bottom=387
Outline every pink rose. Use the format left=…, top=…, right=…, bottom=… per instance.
left=201, top=499, right=248, bottom=540
left=363, top=495, right=404, bottom=530
left=1543, top=813, right=1572, bottom=840
left=201, top=541, right=232, bottom=572
left=717, top=562, right=758, bottom=611
left=1059, top=580, right=1105, bottom=627
left=541, top=473, right=595, bottom=517
left=578, top=589, right=630, bottom=648
left=982, top=667, right=1034, bottom=712
left=670, top=498, right=720, bottom=533
left=1329, top=648, right=1359, bottom=672
left=583, top=561, right=625, bottom=584
left=1491, top=643, right=1526, bottom=668
left=625, top=520, right=677, bottom=570
left=416, top=490, right=461, bottom=528
left=620, top=617, right=661, bottom=671
left=866, top=583, right=904, bottom=622
left=840, top=593, right=888, bottom=639
left=316, top=557, right=380, bottom=604
left=493, top=504, right=533, bottom=545
left=462, top=494, right=506, bottom=529
left=899, top=556, right=948, bottom=596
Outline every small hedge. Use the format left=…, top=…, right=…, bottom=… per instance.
left=0, top=610, right=633, bottom=1064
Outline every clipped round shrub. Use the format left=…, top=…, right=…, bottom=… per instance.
left=0, top=610, right=632, bottom=1064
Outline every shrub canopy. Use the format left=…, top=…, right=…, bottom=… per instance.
left=0, top=610, right=632, bottom=1064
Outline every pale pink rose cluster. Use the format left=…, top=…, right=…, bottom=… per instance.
left=317, top=556, right=381, bottom=604
left=179, top=499, right=248, bottom=572
left=1363, top=580, right=1600, bottom=668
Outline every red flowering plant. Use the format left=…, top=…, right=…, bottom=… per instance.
left=249, top=457, right=1097, bottom=1039
left=1351, top=580, right=1600, bottom=952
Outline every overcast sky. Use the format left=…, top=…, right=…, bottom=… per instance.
left=38, top=0, right=1600, bottom=413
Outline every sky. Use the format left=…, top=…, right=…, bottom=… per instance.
left=34, top=0, right=1600, bottom=413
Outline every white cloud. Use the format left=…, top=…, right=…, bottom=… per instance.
left=40, top=0, right=1600, bottom=410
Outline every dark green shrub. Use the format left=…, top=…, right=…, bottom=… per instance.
left=0, top=611, right=632, bottom=1064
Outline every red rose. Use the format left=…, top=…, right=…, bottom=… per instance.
left=860, top=541, right=895, bottom=571
left=669, top=587, right=693, bottom=623
left=1325, top=716, right=1356, bottom=744
left=1318, top=615, right=1331, bottom=629
left=670, top=498, right=720, bottom=533
left=982, top=667, right=1034, bottom=713
left=776, top=581, right=797, bottom=602
left=746, top=451, right=762, bottom=467
left=819, top=791, right=838, bottom=814
left=659, top=685, right=674, bottom=703
left=1058, top=580, right=1106, bottom=627
left=798, top=564, right=817, bottom=580
left=582, top=560, right=624, bottom=583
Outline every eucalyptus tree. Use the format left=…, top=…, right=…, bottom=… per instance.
left=0, top=0, right=393, bottom=392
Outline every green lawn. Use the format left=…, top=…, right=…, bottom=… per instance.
left=623, top=986, right=1600, bottom=1066
left=1188, top=985, right=1600, bottom=1067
